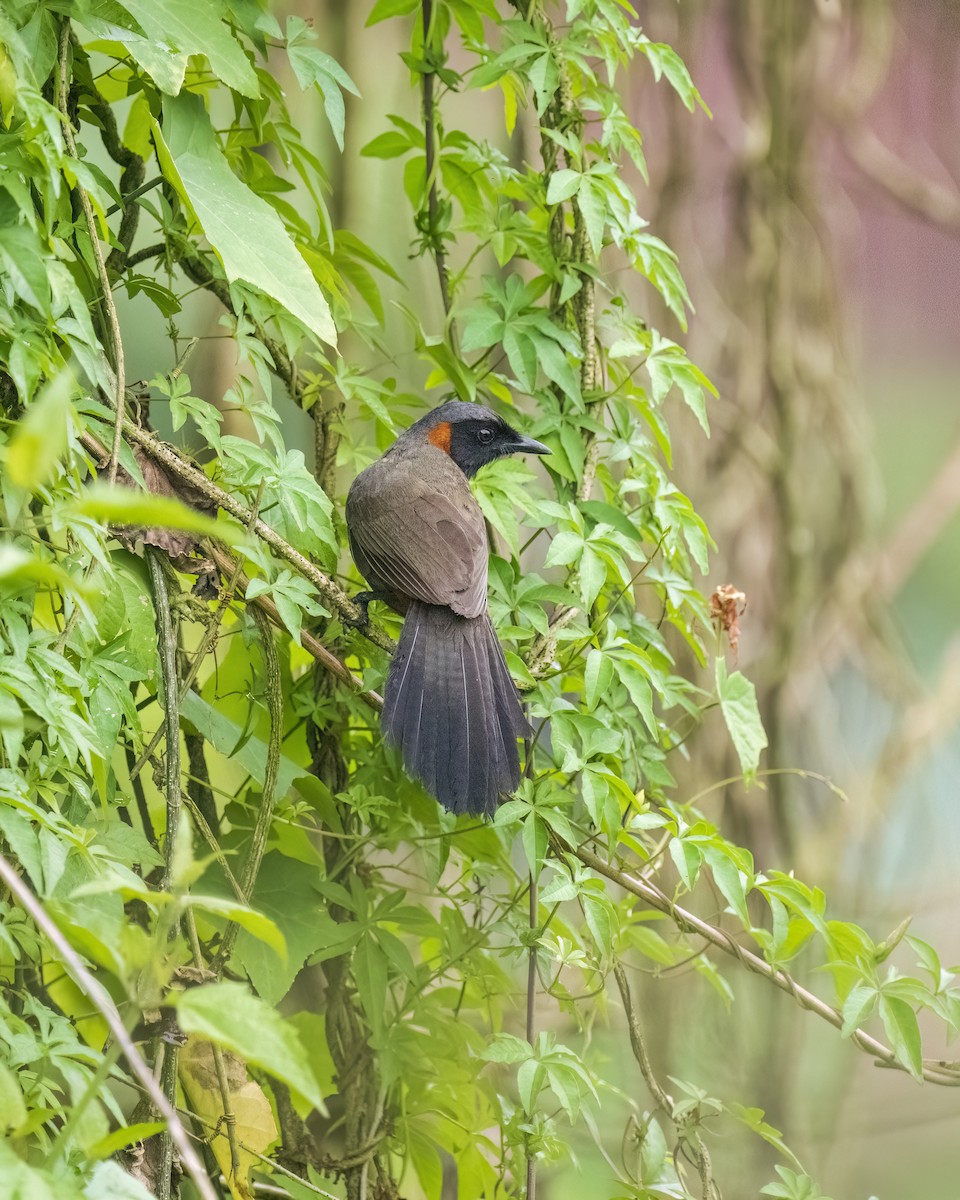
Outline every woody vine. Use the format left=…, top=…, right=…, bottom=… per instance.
left=0, top=5, right=957, bottom=1200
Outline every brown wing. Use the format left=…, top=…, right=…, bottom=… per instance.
left=346, top=450, right=488, bottom=618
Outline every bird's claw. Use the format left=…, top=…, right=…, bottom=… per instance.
left=344, top=590, right=380, bottom=629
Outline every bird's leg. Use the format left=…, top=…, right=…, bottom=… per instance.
left=344, top=589, right=390, bottom=628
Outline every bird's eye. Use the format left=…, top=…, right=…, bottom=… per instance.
left=477, top=427, right=494, bottom=445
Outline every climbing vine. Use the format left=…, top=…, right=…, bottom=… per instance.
left=0, top=4, right=957, bottom=1200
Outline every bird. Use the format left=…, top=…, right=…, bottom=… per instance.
left=345, top=400, right=550, bottom=817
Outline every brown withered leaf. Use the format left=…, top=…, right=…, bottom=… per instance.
left=111, top=444, right=221, bottom=585
left=710, top=584, right=747, bottom=657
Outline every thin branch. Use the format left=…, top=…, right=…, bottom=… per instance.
left=181, top=789, right=246, bottom=903
left=148, top=549, right=184, bottom=1199
left=129, top=482, right=268, bottom=783
left=57, top=20, right=126, bottom=485
left=525, top=868, right=539, bottom=1200
left=566, top=836, right=960, bottom=1087
left=206, top=545, right=384, bottom=711
left=185, top=910, right=242, bottom=1185
left=0, top=854, right=217, bottom=1200
left=125, top=242, right=169, bottom=270
left=421, top=0, right=457, bottom=345
left=214, top=605, right=282, bottom=971
left=612, top=963, right=672, bottom=1112
left=148, top=551, right=183, bottom=889
left=116, top=422, right=394, bottom=652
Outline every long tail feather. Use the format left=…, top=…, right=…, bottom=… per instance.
left=382, top=601, right=526, bottom=816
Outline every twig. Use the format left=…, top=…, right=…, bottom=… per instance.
left=148, top=551, right=183, bottom=890
left=206, top=545, right=384, bottom=711
left=126, top=242, right=169, bottom=270
left=525, top=868, right=538, bottom=1200
left=565, top=835, right=960, bottom=1087
left=0, top=853, right=217, bottom=1200
left=185, top=910, right=242, bottom=1185
left=128, top=483, right=268, bottom=783
left=421, top=0, right=456, bottom=344
left=114, top=421, right=394, bottom=652
left=612, top=963, right=672, bottom=1112
left=213, top=605, right=282, bottom=971
left=181, top=790, right=246, bottom=903
left=57, top=20, right=126, bottom=485
left=148, top=549, right=184, bottom=1199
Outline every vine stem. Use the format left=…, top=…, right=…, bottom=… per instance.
left=77, top=422, right=395, bottom=653
left=421, top=0, right=457, bottom=345
left=184, top=910, right=242, bottom=1184
left=214, top=604, right=282, bottom=970
left=128, top=482, right=268, bottom=783
left=148, top=548, right=184, bottom=1200
left=567, top=836, right=960, bottom=1087
left=525, top=868, right=538, bottom=1200
left=0, top=853, right=217, bottom=1200
left=614, top=963, right=719, bottom=1198
left=57, top=19, right=125, bottom=486
left=148, top=550, right=182, bottom=890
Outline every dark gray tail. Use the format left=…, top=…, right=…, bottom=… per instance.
left=382, top=601, right=528, bottom=817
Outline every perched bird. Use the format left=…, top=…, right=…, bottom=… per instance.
left=345, top=401, right=549, bottom=816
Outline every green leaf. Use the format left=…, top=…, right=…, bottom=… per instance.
left=286, top=23, right=358, bottom=151
left=4, top=370, right=73, bottom=490
left=360, top=130, right=412, bottom=159
left=878, top=995, right=923, bottom=1080
left=704, top=846, right=750, bottom=925
left=545, top=169, right=581, bottom=204
left=0, top=224, right=51, bottom=314
left=174, top=982, right=328, bottom=1112
left=0, top=1142, right=81, bottom=1200
left=180, top=691, right=310, bottom=800
left=715, top=659, right=767, bottom=782
left=234, top=855, right=338, bottom=1006
left=840, top=984, right=877, bottom=1037
left=583, top=649, right=613, bottom=711
left=85, top=1122, right=167, bottom=1161
left=353, top=934, right=389, bottom=1031
left=578, top=545, right=605, bottom=611
left=187, top=896, right=286, bottom=960
left=0, top=1062, right=27, bottom=1133
left=637, top=38, right=710, bottom=116
left=517, top=1057, right=545, bottom=1114
left=118, top=0, right=259, bottom=96
left=155, top=93, right=336, bottom=347
left=729, top=1105, right=803, bottom=1171
left=366, top=0, right=420, bottom=24
left=669, top=837, right=701, bottom=891
left=760, top=1166, right=832, bottom=1200
left=71, top=484, right=223, bottom=539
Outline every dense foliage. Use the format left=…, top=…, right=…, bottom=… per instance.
left=0, top=3, right=958, bottom=1199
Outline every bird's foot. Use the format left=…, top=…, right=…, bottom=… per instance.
left=344, top=590, right=385, bottom=629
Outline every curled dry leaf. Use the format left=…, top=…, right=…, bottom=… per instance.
left=112, top=443, right=220, bottom=589
left=710, top=583, right=747, bottom=657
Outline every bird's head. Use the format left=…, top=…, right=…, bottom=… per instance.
left=415, top=400, right=550, bottom=478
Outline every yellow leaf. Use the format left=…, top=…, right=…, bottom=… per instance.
left=180, top=1038, right=278, bottom=1200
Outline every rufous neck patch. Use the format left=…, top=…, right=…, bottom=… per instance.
left=427, top=421, right=452, bottom=454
